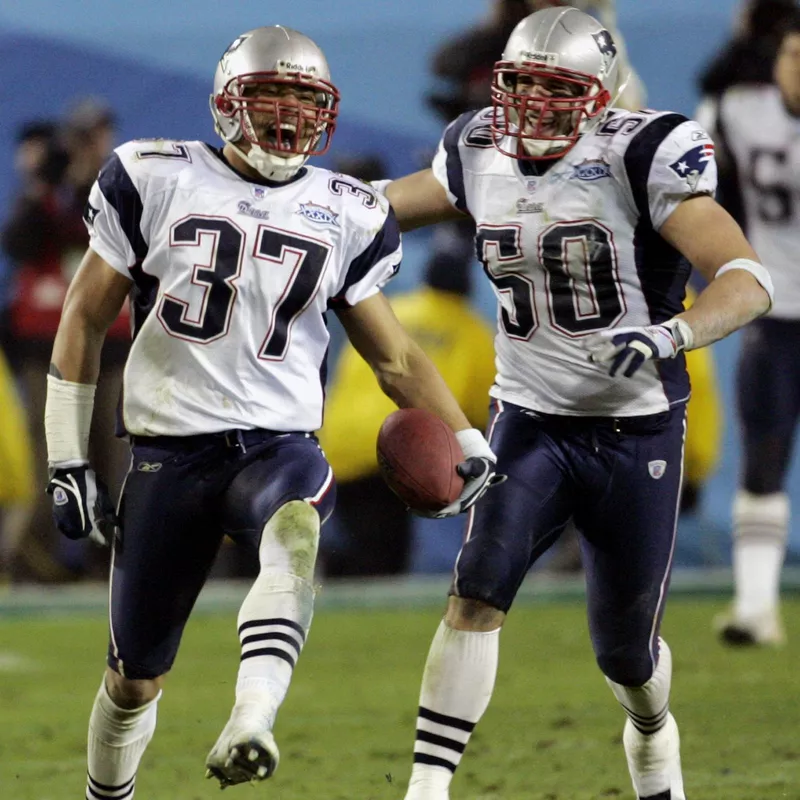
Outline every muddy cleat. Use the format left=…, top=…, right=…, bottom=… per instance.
left=714, top=608, right=786, bottom=647
left=206, top=727, right=279, bottom=788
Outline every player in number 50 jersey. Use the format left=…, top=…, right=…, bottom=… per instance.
left=377, top=8, right=774, bottom=800
left=41, top=25, right=500, bottom=796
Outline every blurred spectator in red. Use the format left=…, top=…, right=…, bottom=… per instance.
left=1, top=98, right=130, bottom=580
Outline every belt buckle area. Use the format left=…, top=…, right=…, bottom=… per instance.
left=223, top=430, right=247, bottom=454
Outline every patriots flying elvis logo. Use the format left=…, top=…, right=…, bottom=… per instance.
left=591, top=29, right=617, bottom=77
left=668, top=143, right=715, bottom=191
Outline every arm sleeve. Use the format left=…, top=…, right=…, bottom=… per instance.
left=431, top=111, right=476, bottom=214
left=623, top=115, right=718, bottom=231
left=83, top=152, right=148, bottom=275
left=328, top=206, right=402, bottom=309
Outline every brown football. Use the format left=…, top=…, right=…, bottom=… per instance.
left=377, top=408, right=464, bottom=514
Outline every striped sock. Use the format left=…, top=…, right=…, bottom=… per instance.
left=607, top=637, right=672, bottom=735
left=85, top=679, right=160, bottom=800
left=232, top=573, right=314, bottom=726
left=405, top=622, right=499, bottom=799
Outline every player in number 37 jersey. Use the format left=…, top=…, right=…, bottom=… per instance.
left=379, top=7, right=774, bottom=800
left=41, top=25, right=502, bottom=797
left=85, top=137, right=398, bottom=435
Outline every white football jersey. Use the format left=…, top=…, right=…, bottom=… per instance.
left=715, top=85, right=800, bottom=320
left=432, top=107, right=717, bottom=416
left=85, top=140, right=401, bottom=436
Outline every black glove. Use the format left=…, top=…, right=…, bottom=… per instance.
left=429, top=456, right=506, bottom=519
left=46, top=465, right=118, bottom=546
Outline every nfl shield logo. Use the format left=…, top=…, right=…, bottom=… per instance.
left=252, top=186, right=267, bottom=201
left=648, top=460, right=667, bottom=479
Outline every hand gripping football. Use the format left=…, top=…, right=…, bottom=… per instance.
left=377, top=408, right=465, bottom=514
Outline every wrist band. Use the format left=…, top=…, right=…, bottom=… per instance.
left=715, top=258, right=774, bottom=306
left=45, top=375, right=96, bottom=467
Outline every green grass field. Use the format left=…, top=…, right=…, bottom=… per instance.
left=1, top=594, right=799, bottom=799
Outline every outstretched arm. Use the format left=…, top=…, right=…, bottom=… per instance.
left=336, top=291, right=500, bottom=516
left=382, top=169, right=466, bottom=232
left=336, top=291, right=472, bottom=433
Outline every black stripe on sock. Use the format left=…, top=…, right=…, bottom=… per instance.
left=86, top=782, right=135, bottom=800
left=238, top=617, right=306, bottom=640
left=413, top=752, right=458, bottom=773
left=639, top=791, right=671, bottom=799
left=418, top=705, right=475, bottom=733
left=622, top=703, right=668, bottom=726
left=240, top=647, right=296, bottom=668
left=240, top=631, right=302, bottom=654
left=87, top=774, right=135, bottom=791
left=415, top=729, right=466, bottom=753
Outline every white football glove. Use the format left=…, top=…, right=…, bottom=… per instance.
left=586, top=318, right=694, bottom=378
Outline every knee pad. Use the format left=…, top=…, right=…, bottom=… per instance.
left=733, top=491, right=790, bottom=543
left=258, top=500, right=320, bottom=582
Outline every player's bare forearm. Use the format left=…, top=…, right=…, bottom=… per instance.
left=51, top=248, right=131, bottom=384
left=50, top=310, right=107, bottom=385
left=337, top=291, right=472, bottom=432
left=676, top=269, right=770, bottom=350
left=660, top=194, right=771, bottom=349
left=374, top=339, right=472, bottom=433
left=384, top=169, right=465, bottom=232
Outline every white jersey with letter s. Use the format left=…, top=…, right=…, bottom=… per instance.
left=433, top=107, right=717, bottom=416
left=85, top=140, right=401, bottom=436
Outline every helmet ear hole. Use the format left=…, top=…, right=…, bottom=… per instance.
left=215, top=95, right=235, bottom=115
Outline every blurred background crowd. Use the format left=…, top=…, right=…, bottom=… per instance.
left=0, top=0, right=798, bottom=585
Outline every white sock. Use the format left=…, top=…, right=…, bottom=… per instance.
left=231, top=502, right=318, bottom=729
left=607, top=640, right=684, bottom=799
left=732, top=491, right=789, bottom=619
left=86, top=679, right=160, bottom=800
left=606, top=637, right=672, bottom=734
left=405, top=621, right=500, bottom=799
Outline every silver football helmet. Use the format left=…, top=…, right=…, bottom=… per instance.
left=491, top=6, right=619, bottom=159
left=210, top=26, right=340, bottom=181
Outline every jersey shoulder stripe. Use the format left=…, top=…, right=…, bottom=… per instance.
left=622, top=113, right=688, bottom=225
left=329, top=205, right=401, bottom=308
left=97, top=152, right=148, bottom=262
left=442, top=111, right=478, bottom=213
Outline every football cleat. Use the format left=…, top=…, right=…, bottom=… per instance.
left=622, top=712, right=685, bottom=800
left=205, top=708, right=280, bottom=789
left=714, top=607, right=786, bottom=647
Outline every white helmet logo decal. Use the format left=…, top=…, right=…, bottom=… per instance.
left=220, top=34, right=250, bottom=74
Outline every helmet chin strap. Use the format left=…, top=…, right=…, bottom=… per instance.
left=229, top=140, right=307, bottom=182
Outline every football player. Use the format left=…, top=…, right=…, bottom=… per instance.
left=704, top=13, right=800, bottom=647
left=43, top=26, right=499, bottom=796
left=376, top=8, right=773, bottom=800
